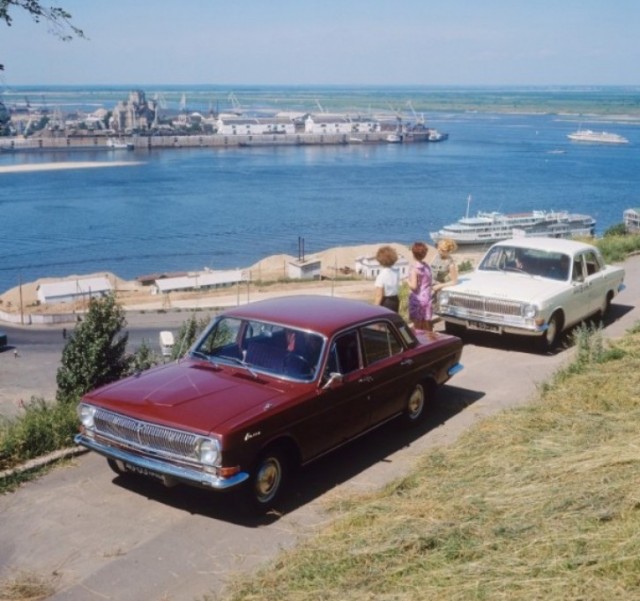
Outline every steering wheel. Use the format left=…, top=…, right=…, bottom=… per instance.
left=284, top=353, right=313, bottom=377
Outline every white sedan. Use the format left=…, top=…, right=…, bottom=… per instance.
left=436, top=237, right=625, bottom=350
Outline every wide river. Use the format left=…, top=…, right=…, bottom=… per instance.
left=1, top=108, right=639, bottom=294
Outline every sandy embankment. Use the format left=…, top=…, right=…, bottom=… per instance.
left=0, top=242, right=480, bottom=318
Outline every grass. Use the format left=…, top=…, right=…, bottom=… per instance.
left=594, top=233, right=640, bottom=264
left=224, top=324, right=640, bottom=601
left=0, top=571, right=56, bottom=601
left=0, top=398, right=78, bottom=476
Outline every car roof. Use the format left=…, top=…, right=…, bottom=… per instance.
left=491, top=237, right=597, bottom=254
left=222, top=295, right=396, bottom=337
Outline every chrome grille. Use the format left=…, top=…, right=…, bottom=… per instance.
left=447, top=294, right=524, bottom=317
left=93, top=406, right=200, bottom=461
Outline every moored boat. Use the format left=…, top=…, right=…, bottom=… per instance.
left=567, top=129, right=629, bottom=144
left=431, top=208, right=596, bottom=246
left=106, top=137, right=134, bottom=150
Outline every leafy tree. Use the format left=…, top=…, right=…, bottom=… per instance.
left=127, top=339, right=161, bottom=375
left=56, top=294, right=131, bottom=404
left=171, top=313, right=211, bottom=360
left=0, top=1, right=85, bottom=71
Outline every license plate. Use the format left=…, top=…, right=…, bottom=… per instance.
left=467, top=320, right=501, bottom=333
left=124, top=463, right=164, bottom=481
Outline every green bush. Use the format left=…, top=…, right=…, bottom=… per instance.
left=0, top=399, right=77, bottom=470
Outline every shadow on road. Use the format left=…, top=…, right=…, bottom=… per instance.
left=111, top=383, right=485, bottom=525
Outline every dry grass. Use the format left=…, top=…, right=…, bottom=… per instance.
left=0, top=571, right=56, bottom=601
left=225, top=328, right=640, bottom=601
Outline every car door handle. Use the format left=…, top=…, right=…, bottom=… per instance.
left=400, top=359, right=414, bottom=367
left=358, top=376, right=374, bottom=384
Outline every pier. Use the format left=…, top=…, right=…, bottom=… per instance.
left=1, top=130, right=441, bottom=152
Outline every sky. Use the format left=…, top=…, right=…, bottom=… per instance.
left=1, top=0, right=639, bottom=87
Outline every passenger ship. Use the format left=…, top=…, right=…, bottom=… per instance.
left=567, top=129, right=629, bottom=144
left=430, top=209, right=596, bottom=246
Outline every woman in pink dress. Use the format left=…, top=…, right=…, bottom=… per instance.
left=407, top=241, right=433, bottom=332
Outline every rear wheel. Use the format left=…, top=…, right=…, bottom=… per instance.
left=405, top=383, right=428, bottom=424
left=598, top=292, right=613, bottom=319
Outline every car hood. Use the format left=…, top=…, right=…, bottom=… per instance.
left=83, top=359, right=293, bottom=435
left=450, top=271, right=564, bottom=303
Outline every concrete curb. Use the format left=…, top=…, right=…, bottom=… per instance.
left=0, top=446, right=89, bottom=481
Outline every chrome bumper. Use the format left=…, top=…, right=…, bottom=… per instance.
left=75, top=434, right=249, bottom=490
left=441, top=313, right=546, bottom=337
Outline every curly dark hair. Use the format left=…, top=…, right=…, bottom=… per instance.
left=410, top=241, right=428, bottom=261
left=376, top=245, right=398, bottom=267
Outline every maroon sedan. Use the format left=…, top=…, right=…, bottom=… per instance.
left=76, top=295, right=463, bottom=512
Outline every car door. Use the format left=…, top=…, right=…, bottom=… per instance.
left=357, top=320, right=412, bottom=427
left=582, top=249, right=606, bottom=315
left=565, top=253, right=592, bottom=327
left=294, top=329, right=372, bottom=461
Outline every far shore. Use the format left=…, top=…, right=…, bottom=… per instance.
left=0, top=161, right=143, bottom=174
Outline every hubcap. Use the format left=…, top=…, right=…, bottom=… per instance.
left=255, top=457, right=281, bottom=503
left=407, top=386, right=424, bottom=420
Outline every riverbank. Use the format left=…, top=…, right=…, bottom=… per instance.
left=0, top=242, right=480, bottom=323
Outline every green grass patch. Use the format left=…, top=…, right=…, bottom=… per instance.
left=225, top=326, right=640, bottom=600
left=595, top=233, right=640, bottom=264
left=0, top=398, right=78, bottom=472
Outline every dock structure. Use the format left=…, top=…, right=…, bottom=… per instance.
left=1, top=130, right=439, bottom=151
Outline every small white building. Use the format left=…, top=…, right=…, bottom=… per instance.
left=215, top=117, right=295, bottom=136
left=623, top=208, right=640, bottom=233
left=355, top=256, right=410, bottom=280
left=37, top=277, right=113, bottom=304
left=304, top=114, right=380, bottom=135
left=153, top=269, right=246, bottom=294
left=287, top=258, right=322, bottom=280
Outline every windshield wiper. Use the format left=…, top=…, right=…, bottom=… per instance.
left=222, top=355, right=259, bottom=379
left=190, top=350, right=221, bottom=369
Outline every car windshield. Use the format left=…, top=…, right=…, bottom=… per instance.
left=479, top=246, right=571, bottom=281
left=192, top=316, right=324, bottom=381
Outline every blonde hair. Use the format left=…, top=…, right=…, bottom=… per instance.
left=437, top=238, right=458, bottom=254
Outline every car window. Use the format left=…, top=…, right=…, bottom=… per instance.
left=361, top=321, right=403, bottom=366
left=197, top=317, right=243, bottom=355
left=327, top=330, right=361, bottom=376
left=572, top=256, right=584, bottom=282
left=584, top=251, right=601, bottom=276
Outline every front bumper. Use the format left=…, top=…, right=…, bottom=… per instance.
left=75, top=433, right=249, bottom=490
left=440, top=311, right=547, bottom=337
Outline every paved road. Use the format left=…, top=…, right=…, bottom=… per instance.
left=0, top=257, right=637, bottom=600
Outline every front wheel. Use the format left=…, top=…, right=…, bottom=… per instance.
left=537, top=312, right=562, bottom=352
left=246, top=447, right=290, bottom=513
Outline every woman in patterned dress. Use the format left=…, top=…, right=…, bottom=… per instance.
left=407, top=241, right=433, bottom=332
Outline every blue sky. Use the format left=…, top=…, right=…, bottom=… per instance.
left=1, top=0, right=639, bottom=86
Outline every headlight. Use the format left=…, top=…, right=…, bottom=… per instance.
left=439, top=291, right=451, bottom=306
left=197, top=437, right=220, bottom=466
left=523, top=304, right=538, bottom=319
left=78, top=403, right=97, bottom=430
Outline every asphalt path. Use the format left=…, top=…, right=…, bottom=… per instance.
left=0, top=256, right=638, bottom=600
left=0, top=311, right=212, bottom=416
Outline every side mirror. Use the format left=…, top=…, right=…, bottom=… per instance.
left=322, top=372, right=344, bottom=390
